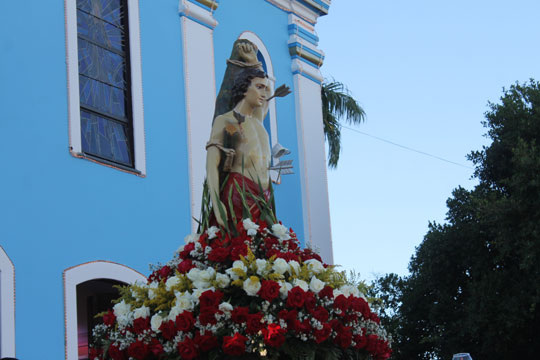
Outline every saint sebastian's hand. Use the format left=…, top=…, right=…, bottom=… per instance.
left=237, top=41, right=258, bottom=65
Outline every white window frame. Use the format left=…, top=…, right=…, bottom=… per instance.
left=63, top=261, right=146, bottom=360
left=0, top=245, right=16, bottom=358
left=65, top=0, right=146, bottom=175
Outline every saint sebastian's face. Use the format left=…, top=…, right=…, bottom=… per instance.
left=243, top=77, right=269, bottom=108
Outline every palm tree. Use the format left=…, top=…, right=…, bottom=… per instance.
left=321, top=80, right=366, bottom=168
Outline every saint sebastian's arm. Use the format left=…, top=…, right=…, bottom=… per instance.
left=206, top=116, right=228, bottom=227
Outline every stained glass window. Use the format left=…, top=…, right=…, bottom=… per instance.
left=76, top=0, right=133, bottom=167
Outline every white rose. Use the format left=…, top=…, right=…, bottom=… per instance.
left=215, top=273, right=230, bottom=288
left=165, top=276, right=180, bottom=291
left=339, top=284, right=360, bottom=298
left=150, top=314, right=163, bottom=332
left=279, top=281, right=292, bottom=299
left=272, top=223, right=291, bottom=240
left=148, top=281, right=159, bottom=300
left=243, top=276, right=262, bottom=296
left=242, top=218, right=259, bottom=236
left=113, top=300, right=131, bottom=318
left=206, top=226, right=219, bottom=239
left=187, top=268, right=214, bottom=289
left=293, top=279, right=309, bottom=292
left=255, top=259, right=268, bottom=276
left=175, top=291, right=195, bottom=311
left=133, top=305, right=150, bottom=319
left=333, top=289, right=343, bottom=299
left=288, top=260, right=301, bottom=275
left=176, top=244, right=185, bottom=254
left=309, top=277, right=325, bottom=293
left=226, top=260, right=247, bottom=280
left=184, top=233, right=199, bottom=244
left=304, top=259, right=324, bottom=274
left=219, top=301, right=233, bottom=314
left=272, top=258, right=288, bottom=275
left=168, top=305, right=183, bottom=321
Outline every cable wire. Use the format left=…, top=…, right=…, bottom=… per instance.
left=341, top=125, right=474, bottom=170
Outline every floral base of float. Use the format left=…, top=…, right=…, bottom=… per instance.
left=90, top=190, right=392, bottom=360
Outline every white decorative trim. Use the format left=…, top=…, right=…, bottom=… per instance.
left=180, top=13, right=217, bottom=232
left=265, top=0, right=324, bottom=24
left=237, top=32, right=280, bottom=165
left=292, top=74, right=334, bottom=264
left=0, top=246, right=16, bottom=358
left=291, top=59, right=324, bottom=83
left=65, top=0, right=147, bottom=175
left=179, top=0, right=218, bottom=29
left=63, top=261, right=146, bottom=360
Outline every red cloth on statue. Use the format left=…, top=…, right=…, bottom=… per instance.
left=213, top=172, right=271, bottom=225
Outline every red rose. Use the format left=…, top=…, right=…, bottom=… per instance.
left=180, top=242, right=195, bottom=259
left=89, top=347, right=103, bottom=359
left=208, top=247, right=229, bottom=262
left=246, top=312, right=263, bottom=334
left=314, top=323, right=331, bottom=344
left=304, top=291, right=316, bottom=311
left=318, top=285, right=334, bottom=299
left=365, top=334, right=379, bottom=354
left=370, top=312, right=380, bottom=324
left=177, top=259, right=195, bottom=273
left=103, top=309, right=116, bottom=327
left=198, top=307, right=218, bottom=326
left=310, top=306, right=329, bottom=323
left=194, top=331, right=219, bottom=352
left=354, top=334, right=368, bottom=349
left=333, top=294, right=349, bottom=314
left=286, top=287, right=306, bottom=308
left=159, top=320, right=177, bottom=340
left=175, top=311, right=195, bottom=332
left=149, top=338, right=164, bottom=356
left=230, top=244, right=248, bottom=260
left=334, top=326, right=353, bottom=349
left=231, top=306, right=250, bottom=324
left=199, top=290, right=224, bottom=309
left=127, top=340, right=149, bottom=360
left=108, top=344, right=125, bottom=360
left=158, top=265, right=171, bottom=280
left=132, top=317, right=150, bottom=334
left=350, top=296, right=371, bottom=319
left=222, top=333, right=248, bottom=356
left=262, top=323, right=286, bottom=348
left=293, top=319, right=311, bottom=334
left=258, top=280, right=280, bottom=302
left=177, top=338, right=199, bottom=360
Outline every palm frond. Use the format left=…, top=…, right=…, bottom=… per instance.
left=321, top=80, right=365, bottom=168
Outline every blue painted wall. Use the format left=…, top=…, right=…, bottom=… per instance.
left=0, top=0, right=307, bottom=358
left=0, top=0, right=191, bottom=358
left=213, top=0, right=306, bottom=243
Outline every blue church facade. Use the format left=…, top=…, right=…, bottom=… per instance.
left=0, top=0, right=332, bottom=358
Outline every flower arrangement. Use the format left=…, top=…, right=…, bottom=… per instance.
left=89, top=216, right=392, bottom=360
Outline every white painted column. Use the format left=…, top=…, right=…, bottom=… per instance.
left=0, top=246, right=16, bottom=358
left=178, top=0, right=218, bottom=231
left=289, top=14, right=334, bottom=264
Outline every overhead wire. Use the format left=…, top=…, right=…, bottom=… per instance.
left=341, top=125, right=474, bottom=170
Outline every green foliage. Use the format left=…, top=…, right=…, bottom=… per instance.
left=371, top=80, right=540, bottom=359
left=321, top=80, right=365, bottom=168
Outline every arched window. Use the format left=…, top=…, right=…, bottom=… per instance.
left=65, top=0, right=146, bottom=175
left=237, top=32, right=280, bottom=166
left=0, top=246, right=16, bottom=358
left=63, top=261, right=146, bottom=360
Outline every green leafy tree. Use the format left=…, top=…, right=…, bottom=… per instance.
left=321, top=81, right=365, bottom=168
left=371, top=80, right=540, bottom=359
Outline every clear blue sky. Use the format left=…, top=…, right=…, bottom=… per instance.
left=316, top=0, right=540, bottom=280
